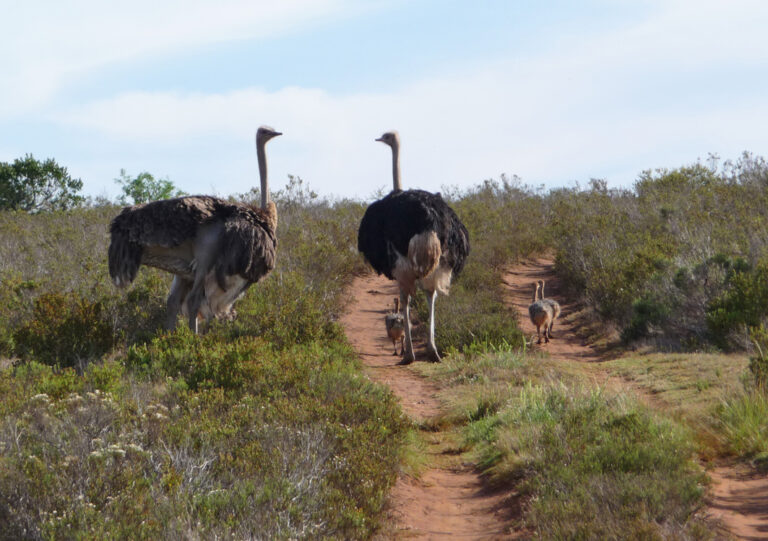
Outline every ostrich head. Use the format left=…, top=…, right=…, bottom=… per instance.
left=375, top=131, right=400, bottom=148
left=257, top=126, right=282, bottom=144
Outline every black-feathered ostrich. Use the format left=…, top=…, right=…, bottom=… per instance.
left=108, top=126, right=282, bottom=333
left=358, top=131, right=470, bottom=363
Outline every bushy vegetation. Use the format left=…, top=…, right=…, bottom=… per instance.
left=3, top=152, right=767, bottom=537
left=114, top=169, right=186, bottom=205
left=550, top=153, right=768, bottom=350
left=0, top=177, right=406, bottom=539
left=0, top=341, right=406, bottom=539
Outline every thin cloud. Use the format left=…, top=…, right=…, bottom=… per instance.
left=0, top=0, right=380, bottom=116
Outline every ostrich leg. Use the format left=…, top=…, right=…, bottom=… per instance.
left=398, top=289, right=416, bottom=365
left=426, top=289, right=441, bottom=362
left=165, top=276, right=191, bottom=330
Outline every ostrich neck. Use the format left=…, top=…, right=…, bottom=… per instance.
left=540, top=283, right=545, bottom=300
left=257, top=141, right=269, bottom=208
left=532, top=285, right=539, bottom=304
left=391, top=142, right=402, bottom=191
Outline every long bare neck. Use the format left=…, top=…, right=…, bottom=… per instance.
left=539, top=282, right=546, bottom=300
left=391, top=140, right=402, bottom=191
left=257, top=139, right=269, bottom=209
left=532, top=284, right=540, bottom=303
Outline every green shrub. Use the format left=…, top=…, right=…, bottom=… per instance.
left=707, top=258, right=768, bottom=349
left=13, top=292, right=116, bottom=369
left=621, top=295, right=673, bottom=343
left=552, top=156, right=768, bottom=350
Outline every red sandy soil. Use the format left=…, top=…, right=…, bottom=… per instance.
left=340, top=273, right=520, bottom=540
left=504, top=258, right=768, bottom=541
left=707, top=463, right=768, bottom=540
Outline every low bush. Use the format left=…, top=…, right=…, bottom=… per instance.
left=706, top=258, right=768, bottom=349
left=13, top=292, right=115, bottom=369
left=0, top=333, right=408, bottom=539
left=552, top=154, right=768, bottom=350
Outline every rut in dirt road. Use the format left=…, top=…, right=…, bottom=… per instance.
left=340, top=274, right=519, bottom=540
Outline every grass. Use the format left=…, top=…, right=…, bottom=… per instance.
left=417, top=349, right=713, bottom=539
left=715, top=391, right=768, bottom=460
left=599, top=351, right=768, bottom=463
left=602, top=352, right=748, bottom=420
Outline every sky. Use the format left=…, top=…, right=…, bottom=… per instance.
left=2, top=0, right=767, bottom=201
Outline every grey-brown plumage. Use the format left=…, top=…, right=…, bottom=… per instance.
left=385, top=297, right=405, bottom=356
left=538, top=279, right=561, bottom=338
left=108, top=126, right=282, bottom=332
left=528, top=282, right=553, bottom=344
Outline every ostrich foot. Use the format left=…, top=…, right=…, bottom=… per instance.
left=398, top=352, right=415, bottom=365
left=426, top=344, right=441, bottom=363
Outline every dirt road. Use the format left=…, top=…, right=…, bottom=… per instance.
left=340, top=274, right=518, bottom=540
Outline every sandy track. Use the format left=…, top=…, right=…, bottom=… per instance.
left=501, top=258, right=602, bottom=363
left=340, top=274, right=518, bottom=540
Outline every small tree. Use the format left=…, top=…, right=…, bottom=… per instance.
left=115, top=169, right=185, bottom=205
left=0, top=154, right=84, bottom=212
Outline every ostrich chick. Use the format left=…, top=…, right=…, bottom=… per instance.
left=385, top=297, right=405, bottom=355
left=528, top=281, right=553, bottom=344
left=537, top=279, right=561, bottom=338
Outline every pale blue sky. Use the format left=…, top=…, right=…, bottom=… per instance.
left=2, top=0, right=767, bottom=200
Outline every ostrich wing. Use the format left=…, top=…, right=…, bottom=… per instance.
left=110, top=196, right=221, bottom=247
left=215, top=206, right=277, bottom=287
left=358, top=190, right=470, bottom=279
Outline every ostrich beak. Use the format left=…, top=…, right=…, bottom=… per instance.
left=375, top=136, right=384, bottom=142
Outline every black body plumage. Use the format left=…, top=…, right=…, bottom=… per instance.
left=357, top=189, right=469, bottom=279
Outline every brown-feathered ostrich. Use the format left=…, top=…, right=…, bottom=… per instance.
left=358, top=131, right=470, bottom=364
left=108, top=126, right=282, bottom=333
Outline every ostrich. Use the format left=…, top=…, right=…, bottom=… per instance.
left=385, top=297, right=405, bottom=356
left=528, top=281, right=553, bottom=344
left=358, top=130, right=470, bottom=364
left=538, top=279, right=561, bottom=337
left=108, top=126, right=282, bottom=333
